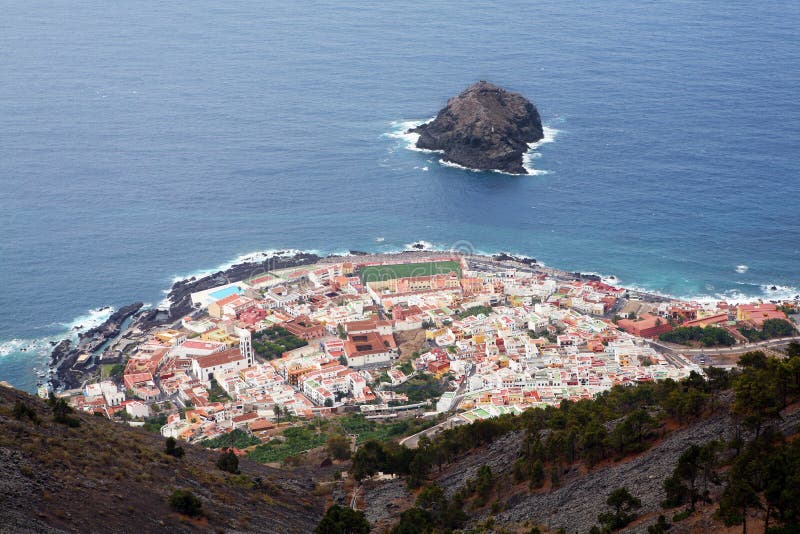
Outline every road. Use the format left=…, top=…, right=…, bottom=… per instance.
left=649, top=336, right=800, bottom=356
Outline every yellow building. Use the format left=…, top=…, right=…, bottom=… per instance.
left=155, top=329, right=186, bottom=346
left=200, top=328, right=238, bottom=346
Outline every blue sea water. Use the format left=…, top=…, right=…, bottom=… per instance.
left=2, top=1, right=799, bottom=391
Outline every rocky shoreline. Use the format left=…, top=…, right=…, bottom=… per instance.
left=49, top=302, right=144, bottom=390
left=47, top=252, right=322, bottom=390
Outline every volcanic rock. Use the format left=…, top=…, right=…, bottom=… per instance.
left=409, top=81, right=544, bottom=174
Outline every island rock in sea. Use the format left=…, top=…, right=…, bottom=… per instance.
left=408, top=81, right=544, bottom=175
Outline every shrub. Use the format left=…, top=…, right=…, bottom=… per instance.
left=168, top=489, right=202, bottom=517
left=216, top=449, right=240, bottom=474
left=165, top=437, right=185, bottom=458
left=326, top=434, right=352, bottom=461
left=314, top=505, right=370, bottom=534
left=48, top=394, right=80, bottom=427
left=12, top=400, right=40, bottom=425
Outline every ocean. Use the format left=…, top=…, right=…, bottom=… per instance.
left=2, top=1, right=799, bottom=392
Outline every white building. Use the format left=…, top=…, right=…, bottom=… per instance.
left=192, top=348, right=248, bottom=384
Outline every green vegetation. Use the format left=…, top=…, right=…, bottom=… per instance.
left=597, top=487, right=641, bottom=531
left=247, top=425, right=327, bottom=464
left=456, top=464, right=495, bottom=508
left=660, top=325, right=735, bottom=347
left=314, top=505, right=370, bottom=534
left=457, top=305, right=493, bottom=319
left=164, top=437, right=185, bottom=458
left=326, top=434, right=351, bottom=460
left=252, top=326, right=308, bottom=360
left=338, top=413, right=436, bottom=444
left=391, top=482, right=466, bottom=533
left=201, top=428, right=260, bottom=449
left=351, top=368, right=733, bottom=493
left=207, top=379, right=231, bottom=403
left=215, top=449, right=240, bottom=474
left=398, top=361, right=414, bottom=375
left=142, top=413, right=167, bottom=433
left=168, top=489, right=202, bottom=517
left=738, top=318, right=797, bottom=342
left=12, top=400, right=40, bottom=425
left=101, top=363, right=125, bottom=379
left=663, top=442, right=720, bottom=510
left=47, top=393, right=80, bottom=427
left=351, top=415, right=517, bottom=486
left=389, top=374, right=447, bottom=403
left=359, top=261, right=462, bottom=284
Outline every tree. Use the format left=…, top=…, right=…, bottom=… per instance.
left=613, top=408, right=656, bottom=454
left=168, top=489, right=202, bottom=517
left=529, top=460, right=545, bottom=489
left=763, top=440, right=800, bottom=530
left=717, top=477, right=760, bottom=533
left=216, top=449, right=240, bottom=474
left=732, top=367, right=781, bottom=438
left=327, top=434, right=352, bottom=461
left=324, top=398, right=334, bottom=408
left=738, top=351, right=768, bottom=370
left=415, top=483, right=447, bottom=520
left=165, top=436, right=185, bottom=458
left=273, top=404, right=283, bottom=422
left=391, top=507, right=436, bottom=534
left=314, top=505, right=370, bottom=534
left=599, top=487, right=641, bottom=530
left=663, top=442, right=718, bottom=510
left=351, top=440, right=390, bottom=481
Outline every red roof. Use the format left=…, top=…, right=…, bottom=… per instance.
left=195, top=348, right=244, bottom=369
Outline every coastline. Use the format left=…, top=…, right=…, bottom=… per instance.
left=40, top=248, right=668, bottom=392
left=4, top=245, right=792, bottom=393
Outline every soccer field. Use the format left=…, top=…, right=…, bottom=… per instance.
left=359, top=260, right=461, bottom=284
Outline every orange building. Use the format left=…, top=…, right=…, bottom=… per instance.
left=617, top=314, right=672, bottom=338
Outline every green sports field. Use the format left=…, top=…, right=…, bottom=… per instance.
left=359, top=260, right=461, bottom=284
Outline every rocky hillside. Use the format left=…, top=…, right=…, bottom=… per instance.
left=0, top=385, right=323, bottom=533
left=409, top=81, right=544, bottom=174
left=355, top=347, right=800, bottom=533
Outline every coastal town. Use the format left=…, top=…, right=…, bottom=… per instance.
left=43, top=252, right=799, bottom=453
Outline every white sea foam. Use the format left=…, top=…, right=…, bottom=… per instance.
left=387, top=118, right=558, bottom=176
left=438, top=159, right=477, bottom=172
left=736, top=264, right=749, bottom=274
left=368, top=241, right=799, bottom=304
left=522, top=126, right=558, bottom=175
left=0, top=306, right=115, bottom=362
left=383, top=118, right=441, bottom=153
left=403, top=240, right=435, bottom=251
left=62, top=306, right=115, bottom=332
left=168, top=248, right=317, bottom=286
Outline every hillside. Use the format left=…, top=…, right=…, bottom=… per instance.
left=0, top=385, right=323, bottom=533
left=353, top=346, right=800, bottom=533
